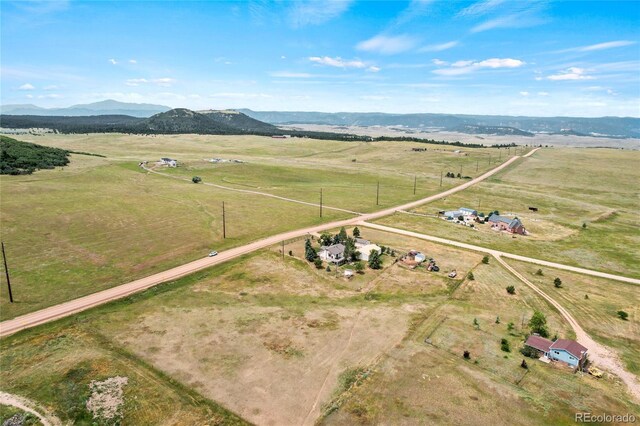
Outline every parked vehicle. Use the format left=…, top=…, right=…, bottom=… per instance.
left=448, top=271, right=457, bottom=278
left=208, top=251, right=218, bottom=257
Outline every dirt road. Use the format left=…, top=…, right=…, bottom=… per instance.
left=0, top=151, right=529, bottom=337
left=360, top=222, right=640, bottom=285
left=0, top=391, right=62, bottom=426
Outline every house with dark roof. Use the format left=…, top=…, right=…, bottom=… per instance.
left=159, top=157, right=177, bottom=167
left=318, top=244, right=346, bottom=265
left=487, top=214, right=526, bottom=235
left=524, top=335, right=588, bottom=368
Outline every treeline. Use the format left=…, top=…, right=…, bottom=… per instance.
left=0, top=136, right=70, bottom=175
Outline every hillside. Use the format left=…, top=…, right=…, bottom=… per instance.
left=240, top=110, right=640, bottom=139
left=0, top=136, right=70, bottom=174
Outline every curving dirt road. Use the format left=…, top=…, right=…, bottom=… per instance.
left=0, top=152, right=530, bottom=338
left=0, top=391, right=62, bottom=426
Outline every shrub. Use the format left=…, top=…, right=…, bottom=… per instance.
left=554, top=277, right=562, bottom=288
left=482, top=256, right=490, bottom=264
left=463, top=350, right=470, bottom=359
left=467, top=271, right=475, bottom=280
left=354, top=262, right=365, bottom=274
left=507, top=322, right=515, bottom=332
left=529, top=311, right=549, bottom=338
left=500, top=338, right=511, bottom=352
left=535, top=269, right=544, bottom=276
left=495, top=316, right=500, bottom=324
left=506, top=285, right=516, bottom=295
left=617, top=311, right=629, bottom=321
left=521, top=359, right=528, bottom=369
left=473, top=318, right=479, bottom=329
left=314, top=257, right=323, bottom=269
left=192, top=176, right=202, bottom=183
left=326, top=266, right=331, bottom=272
left=288, top=250, right=293, bottom=256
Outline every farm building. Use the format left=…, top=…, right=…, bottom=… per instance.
left=459, top=207, right=478, bottom=217
left=159, top=157, right=177, bottom=167
left=524, top=335, right=588, bottom=368
left=443, top=210, right=463, bottom=220
left=357, top=244, right=382, bottom=261
left=487, top=214, right=526, bottom=235
left=354, top=238, right=371, bottom=248
left=443, top=207, right=477, bottom=220
left=318, top=244, right=345, bottom=265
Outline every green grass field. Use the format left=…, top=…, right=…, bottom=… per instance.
left=375, top=147, right=640, bottom=278
left=0, top=133, right=516, bottom=320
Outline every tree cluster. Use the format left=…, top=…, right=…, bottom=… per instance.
left=0, top=136, right=70, bottom=175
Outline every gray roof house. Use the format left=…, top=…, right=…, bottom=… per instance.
left=459, top=207, right=478, bottom=216
left=355, top=238, right=370, bottom=248
left=319, top=244, right=346, bottom=264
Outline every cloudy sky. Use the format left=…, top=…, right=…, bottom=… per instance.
left=1, top=0, right=639, bottom=117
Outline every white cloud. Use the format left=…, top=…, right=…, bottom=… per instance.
left=356, top=34, right=418, bottom=55
left=309, top=56, right=367, bottom=68
left=519, top=91, right=529, bottom=96
left=281, top=55, right=287, bottom=59
left=129, top=59, right=137, bottom=64
left=25, top=94, right=34, bottom=99
left=560, top=40, right=636, bottom=53
left=125, top=77, right=175, bottom=87
left=367, top=66, right=381, bottom=72
left=469, top=2, right=548, bottom=33
left=537, top=91, right=549, bottom=96
left=432, top=59, right=448, bottom=66
left=288, top=0, right=352, bottom=28
left=458, top=0, right=506, bottom=16
left=270, top=71, right=314, bottom=78
left=19, top=83, right=35, bottom=90
left=547, top=67, right=593, bottom=81
left=37, top=94, right=62, bottom=99
left=419, top=40, right=459, bottom=52
left=108, top=59, right=118, bottom=65
left=433, top=58, right=525, bottom=76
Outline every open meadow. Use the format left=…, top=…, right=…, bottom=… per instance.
left=374, top=147, right=640, bottom=278
left=1, top=228, right=637, bottom=424
left=0, top=133, right=514, bottom=320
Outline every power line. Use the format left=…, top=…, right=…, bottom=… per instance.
left=1, top=242, right=13, bottom=303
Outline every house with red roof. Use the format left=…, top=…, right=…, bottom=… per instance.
left=524, top=335, right=588, bottom=369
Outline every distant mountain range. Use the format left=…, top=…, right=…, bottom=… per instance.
left=1, top=100, right=638, bottom=138
left=239, top=110, right=640, bottom=139
left=0, top=100, right=170, bottom=118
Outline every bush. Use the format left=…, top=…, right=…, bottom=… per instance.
left=314, top=257, right=323, bottom=269
left=482, top=256, right=490, bottom=264
left=192, top=176, right=202, bottom=183
left=507, top=322, right=515, bottom=332
left=288, top=250, right=293, bottom=256
left=506, top=285, right=516, bottom=295
left=529, top=311, right=549, bottom=338
left=554, top=277, right=562, bottom=288
left=495, top=316, right=500, bottom=324
left=617, top=310, right=629, bottom=321
left=521, top=345, right=539, bottom=358
left=535, top=269, right=544, bottom=276
left=467, top=271, right=475, bottom=280
left=325, top=265, right=331, bottom=272
left=354, top=262, right=365, bottom=274
left=473, top=318, right=479, bottom=329
left=463, top=350, right=470, bottom=359
left=521, top=359, right=528, bottom=369
left=500, top=338, right=511, bottom=352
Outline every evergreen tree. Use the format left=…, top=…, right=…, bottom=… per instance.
left=353, top=227, right=361, bottom=238
left=304, top=239, right=317, bottom=262
left=368, top=250, right=382, bottom=269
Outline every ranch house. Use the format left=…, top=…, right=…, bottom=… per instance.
left=319, top=244, right=346, bottom=265
left=159, top=157, right=178, bottom=167
left=524, top=335, right=588, bottom=369
left=487, top=214, right=526, bottom=235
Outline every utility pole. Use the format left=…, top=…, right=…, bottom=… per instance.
left=413, top=175, right=417, bottom=195
left=320, top=188, right=323, bottom=218
left=376, top=181, right=380, bottom=205
left=1, top=242, right=13, bottom=303
left=440, top=171, right=443, bottom=187
left=222, top=201, right=226, bottom=239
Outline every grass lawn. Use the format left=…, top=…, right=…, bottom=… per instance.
left=374, top=147, right=640, bottom=278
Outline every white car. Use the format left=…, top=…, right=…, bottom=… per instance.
left=208, top=251, right=218, bottom=257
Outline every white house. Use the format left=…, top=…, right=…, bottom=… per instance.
left=357, top=244, right=381, bottom=261
left=319, top=244, right=346, bottom=264
left=159, top=157, right=177, bottom=167
left=459, top=207, right=478, bottom=217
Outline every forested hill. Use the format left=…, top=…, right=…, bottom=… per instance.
left=0, top=136, right=70, bottom=175
left=0, top=109, right=281, bottom=135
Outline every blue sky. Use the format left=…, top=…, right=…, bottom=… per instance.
left=1, top=0, right=639, bottom=117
